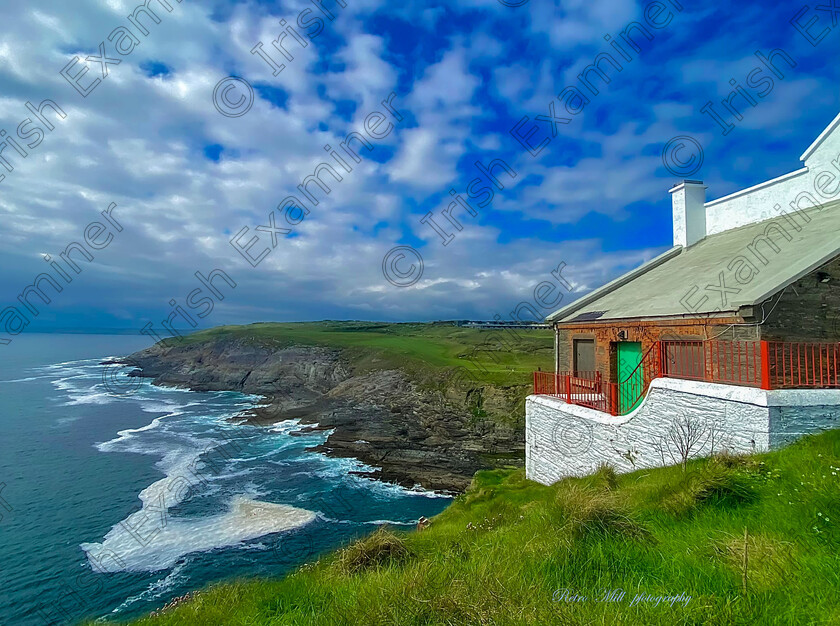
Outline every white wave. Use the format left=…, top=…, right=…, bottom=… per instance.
left=109, top=560, right=190, bottom=614
left=345, top=469, right=453, bottom=500
left=95, top=409, right=197, bottom=450
left=363, top=519, right=417, bottom=526
left=203, top=467, right=255, bottom=482
left=314, top=514, right=354, bottom=524
left=51, top=358, right=100, bottom=367
left=63, top=391, right=119, bottom=406
left=138, top=401, right=187, bottom=414
left=53, top=374, right=119, bottom=406
left=310, top=452, right=378, bottom=480
left=81, top=496, right=316, bottom=572
left=268, top=419, right=302, bottom=433
left=305, top=452, right=451, bottom=499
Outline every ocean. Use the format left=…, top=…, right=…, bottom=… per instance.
left=0, top=334, right=451, bottom=624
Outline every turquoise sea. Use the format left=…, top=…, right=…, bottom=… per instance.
left=0, top=335, right=450, bottom=624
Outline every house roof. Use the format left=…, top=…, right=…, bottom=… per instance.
left=548, top=200, right=840, bottom=324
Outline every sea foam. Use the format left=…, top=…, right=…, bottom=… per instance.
left=81, top=495, right=316, bottom=572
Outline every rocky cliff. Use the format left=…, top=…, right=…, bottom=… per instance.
left=123, top=336, right=526, bottom=492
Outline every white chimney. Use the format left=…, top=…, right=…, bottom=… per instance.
left=670, top=180, right=707, bottom=247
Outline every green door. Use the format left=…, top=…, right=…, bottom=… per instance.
left=617, top=342, right=643, bottom=414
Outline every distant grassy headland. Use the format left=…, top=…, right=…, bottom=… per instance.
left=174, top=320, right=554, bottom=388
left=124, top=321, right=554, bottom=490
left=117, top=429, right=840, bottom=625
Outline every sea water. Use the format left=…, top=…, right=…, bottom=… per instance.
left=0, top=334, right=451, bottom=624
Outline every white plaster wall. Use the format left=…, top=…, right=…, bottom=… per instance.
left=526, top=378, right=840, bottom=486
left=703, top=115, right=840, bottom=236
left=705, top=169, right=812, bottom=235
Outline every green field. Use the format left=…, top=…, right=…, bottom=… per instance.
left=175, top=321, right=555, bottom=388
left=117, top=430, right=840, bottom=625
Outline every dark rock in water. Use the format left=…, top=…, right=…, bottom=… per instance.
left=124, top=337, right=524, bottom=493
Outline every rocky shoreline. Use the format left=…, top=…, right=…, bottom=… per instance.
left=120, top=337, right=525, bottom=492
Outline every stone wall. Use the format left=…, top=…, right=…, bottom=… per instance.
left=526, top=377, right=840, bottom=486
left=760, top=257, right=840, bottom=341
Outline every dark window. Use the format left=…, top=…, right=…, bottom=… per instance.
left=573, top=339, right=595, bottom=375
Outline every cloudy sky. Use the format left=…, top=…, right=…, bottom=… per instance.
left=0, top=0, right=837, bottom=334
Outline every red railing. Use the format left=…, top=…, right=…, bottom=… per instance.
left=533, top=340, right=840, bottom=416
left=661, top=340, right=762, bottom=386
left=533, top=371, right=614, bottom=413
left=767, top=342, right=840, bottom=388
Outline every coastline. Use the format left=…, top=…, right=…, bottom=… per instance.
left=115, top=332, right=527, bottom=493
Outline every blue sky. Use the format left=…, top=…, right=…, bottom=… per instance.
left=0, top=0, right=837, bottom=335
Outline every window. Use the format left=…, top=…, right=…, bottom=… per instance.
left=663, top=341, right=705, bottom=379
left=573, top=339, right=595, bottom=376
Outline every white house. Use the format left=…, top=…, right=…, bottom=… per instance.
left=527, top=112, right=840, bottom=486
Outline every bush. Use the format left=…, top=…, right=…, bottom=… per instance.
left=555, top=483, right=650, bottom=541
left=593, top=462, right=619, bottom=490
left=336, top=526, right=414, bottom=574
left=662, top=460, right=758, bottom=517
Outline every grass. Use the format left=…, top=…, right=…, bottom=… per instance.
left=169, top=321, right=554, bottom=388
left=113, top=429, right=840, bottom=625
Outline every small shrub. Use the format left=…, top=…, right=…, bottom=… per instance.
left=336, top=527, right=414, bottom=574
left=662, top=461, right=758, bottom=517
left=713, top=450, right=750, bottom=468
left=593, top=463, right=619, bottom=490
left=555, top=483, right=650, bottom=541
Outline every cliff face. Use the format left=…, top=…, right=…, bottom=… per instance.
left=125, top=338, right=525, bottom=492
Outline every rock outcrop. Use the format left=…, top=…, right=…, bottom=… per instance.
left=123, top=337, right=525, bottom=492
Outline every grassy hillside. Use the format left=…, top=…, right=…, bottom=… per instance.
left=173, top=321, right=554, bottom=388
left=119, top=430, right=840, bottom=625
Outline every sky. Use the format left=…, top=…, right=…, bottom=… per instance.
left=0, top=0, right=837, bottom=337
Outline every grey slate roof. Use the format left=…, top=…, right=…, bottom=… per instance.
left=548, top=200, right=840, bottom=323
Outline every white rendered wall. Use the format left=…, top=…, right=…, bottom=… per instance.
left=704, top=114, right=840, bottom=236
left=525, top=378, right=840, bottom=486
